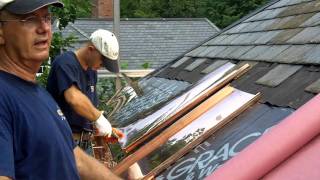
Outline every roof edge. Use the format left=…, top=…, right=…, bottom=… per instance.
left=204, top=18, right=220, bottom=32
left=69, top=24, right=90, bottom=39
left=76, top=17, right=215, bottom=22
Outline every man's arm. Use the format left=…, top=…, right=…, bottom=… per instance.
left=64, top=85, right=114, bottom=136
left=64, top=85, right=100, bottom=121
left=0, top=176, right=11, bottom=180
left=74, top=146, right=122, bottom=180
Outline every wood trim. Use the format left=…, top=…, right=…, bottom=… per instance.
left=112, top=86, right=235, bottom=175
left=124, top=64, right=250, bottom=153
left=98, top=69, right=154, bottom=78
left=143, top=92, right=261, bottom=179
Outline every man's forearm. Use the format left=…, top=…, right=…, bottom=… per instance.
left=64, top=85, right=101, bottom=121
left=74, top=147, right=122, bottom=180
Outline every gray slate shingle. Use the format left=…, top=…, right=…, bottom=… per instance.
left=155, top=0, right=320, bottom=109
left=56, top=18, right=219, bottom=70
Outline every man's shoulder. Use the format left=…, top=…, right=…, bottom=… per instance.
left=52, top=51, right=77, bottom=66
left=0, top=71, right=18, bottom=89
left=0, top=75, right=9, bottom=96
left=0, top=72, right=27, bottom=104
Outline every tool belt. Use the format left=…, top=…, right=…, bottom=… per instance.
left=73, top=131, right=93, bottom=142
left=73, top=131, right=93, bottom=153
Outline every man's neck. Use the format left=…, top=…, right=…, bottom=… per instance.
left=75, top=48, right=89, bottom=71
left=0, top=49, right=39, bottom=82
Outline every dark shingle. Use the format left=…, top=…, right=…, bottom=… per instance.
left=305, top=78, right=320, bottom=93
left=170, top=57, right=191, bottom=68
left=301, top=12, right=320, bottom=26
left=304, top=45, right=320, bottom=64
left=254, top=30, right=283, bottom=44
left=267, top=16, right=295, bottom=30
left=201, top=60, right=229, bottom=74
left=231, top=33, right=263, bottom=45
left=239, top=46, right=271, bottom=60
left=269, top=29, right=303, bottom=43
left=255, top=45, right=290, bottom=61
left=277, top=1, right=320, bottom=17
left=274, top=45, right=315, bottom=63
left=287, top=26, right=320, bottom=43
left=206, top=46, right=228, bottom=58
left=184, top=58, right=207, bottom=71
left=227, top=46, right=255, bottom=58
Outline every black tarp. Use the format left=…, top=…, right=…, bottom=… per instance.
left=155, top=103, right=293, bottom=180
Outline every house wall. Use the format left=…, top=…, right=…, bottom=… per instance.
left=92, top=0, right=113, bottom=18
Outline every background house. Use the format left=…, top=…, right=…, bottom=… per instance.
left=58, top=18, right=220, bottom=71
left=55, top=0, right=220, bottom=73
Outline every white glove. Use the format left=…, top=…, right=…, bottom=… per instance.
left=95, top=112, right=112, bottom=137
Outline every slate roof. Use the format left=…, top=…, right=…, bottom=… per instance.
left=153, top=0, right=320, bottom=109
left=56, top=18, right=220, bottom=70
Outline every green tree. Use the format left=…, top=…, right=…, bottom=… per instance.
left=205, top=0, right=268, bottom=28
left=120, top=0, right=269, bottom=28
left=36, top=0, right=91, bottom=86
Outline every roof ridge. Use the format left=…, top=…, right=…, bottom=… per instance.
left=69, top=23, right=90, bottom=39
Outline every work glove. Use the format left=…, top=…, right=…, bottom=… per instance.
left=104, top=128, right=125, bottom=144
left=95, top=111, right=113, bottom=137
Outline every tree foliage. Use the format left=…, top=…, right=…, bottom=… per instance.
left=37, top=0, right=91, bottom=86
left=50, top=0, right=92, bottom=57
left=121, top=0, right=269, bottom=28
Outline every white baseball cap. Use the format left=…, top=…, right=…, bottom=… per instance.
left=0, top=0, right=14, bottom=10
left=90, top=29, right=120, bottom=73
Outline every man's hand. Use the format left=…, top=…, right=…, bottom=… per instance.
left=104, top=128, right=125, bottom=143
left=95, top=112, right=112, bottom=137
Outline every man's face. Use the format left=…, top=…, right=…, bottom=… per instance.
left=88, top=47, right=104, bottom=70
left=0, top=7, right=52, bottom=64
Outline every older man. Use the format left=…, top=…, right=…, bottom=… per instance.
left=0, top=0, right=121, bottom=179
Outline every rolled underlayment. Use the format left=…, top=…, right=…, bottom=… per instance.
left=262, top=133, right=320, bottom=179
left=206, top=94, right=320, bottom=180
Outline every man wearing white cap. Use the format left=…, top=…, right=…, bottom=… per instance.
left=47, top=28, right=144, bottom=179
left=0, top=0, right=121, bottom=179
left=47, top=29, right=124, bottom=152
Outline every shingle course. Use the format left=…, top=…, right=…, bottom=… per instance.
left=56, top=18, right=219, bottom=69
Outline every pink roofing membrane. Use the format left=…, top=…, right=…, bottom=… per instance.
left=262, top=134, right=320, bottom=180
left=206, top=94, right=320, bottom=180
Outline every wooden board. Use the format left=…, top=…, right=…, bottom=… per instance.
left=143, top=92, right=261, bottom=179
left=112, top=86, right=235, bottom=175
left=123, top=64, right=250, bottom=153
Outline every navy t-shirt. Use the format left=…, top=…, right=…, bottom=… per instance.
left=46, top=51, right=98, bottom=133
left=0, top=71, right=79, bottom=180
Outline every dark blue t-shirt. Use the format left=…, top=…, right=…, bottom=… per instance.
left=0, top=71, right=79, bottom=180
left=46, top=51, right=98, bottom=133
